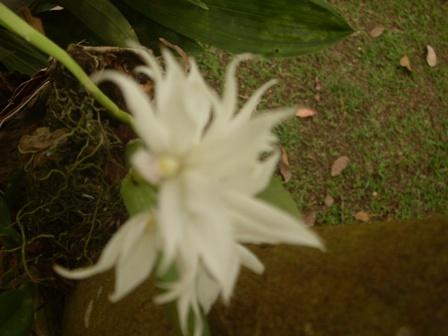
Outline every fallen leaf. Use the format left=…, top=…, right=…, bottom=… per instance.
left=279, top=147, right=292, bottom=182
left=324, top=194, right=334, bottom=207
left=400, top=55, right=412, bottom=72
left=426, top=45, right=437, bottom=67
left=18, top=127, right=69, bottom=153
left=296, top=107, right=317, bottom=118
left=369, top=25, right=385, bottom=38
left=354, top=211, right=370, bottom=222
left=303, top=211, right=317, bottom=226
left=314, top=76, right=321, bottom=91
left=330, top=156, right=350, bottom=176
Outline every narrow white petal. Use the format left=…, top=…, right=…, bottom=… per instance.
left=222, top=53, right=252, bottom=120
left=110, top=230, right=157, bottom=302
left=234, top=79, right=277, bottom=125
left=129, top=44, right=163, bottom=82
left=157, top=178, right=185, bottom=272
left=182, top=172, right=238, bottom=298
left=237, top=244, right=265, bottom=274
left=223, top=150, right=280, bottom=195
left=178, top=292, right=191, bottom=334
left=131, top=149, right=161, bottom=184
left=92, top=71, right=169, bottom=152
left=134, top=66, right=156, bottom=82
left=197, top=268, right=220, bottom=313
left=191, top=109, right=292, bottom=182
left=226, top=191, right=324, bottom=249
left=185, top=60, right=212, bottom=138
left=54, top=212, right=149, bottom=279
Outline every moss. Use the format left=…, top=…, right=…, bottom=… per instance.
left=62, top=217, right=448, bottom=335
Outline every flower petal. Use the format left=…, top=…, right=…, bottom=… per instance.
left=221, top=53, right=252, bottom=120
left=92, top=71, right=169, bottom=153
left=54, top=212, right=149, bottom=279
left=157, top=178, right=185, bottom=272
left=226, top=191, right=324, bottom=249
left=196, top=267, right=220, bottom=313
left=131, top=149, right=161, bottom=184
left=237, top=244, right=264, bottom=274
left=110, top=226, right=157, bottom=302
left=183, top=173, right=238, bottom=300
left=191, top=109, right=292, bottom=182
left=234, top=79, right=277, bottom=125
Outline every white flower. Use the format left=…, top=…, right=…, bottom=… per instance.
left=56, top=48, right=324, bottom=336
left=54, top=212, right=158, bottom=302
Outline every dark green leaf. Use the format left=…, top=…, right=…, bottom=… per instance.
left=257, top=176, right=300, bottom=217
left=0, top=195, right=20, bottom=244
left=121, top=0, right=353, bottom=56
left=60, top=0, right=138, bottom=47
left=120, top=173, right=157, bottom=216
left=184, top=0, right=209, bottom=10
left=3, top=169, right=25, bottom=208
left=0, top=47, right=14, bottom=61
left=0, top=29, right=47, bottom=75
left=115, top=2, right=201, bottom=54
left=30, top=0, right=59, bottom=14
left=39, top=9, right=102, bottom=48
left=0, top=285, right=35, bottom=336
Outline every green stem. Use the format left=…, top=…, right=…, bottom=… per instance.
left=0, top=3, right=132, bottom=125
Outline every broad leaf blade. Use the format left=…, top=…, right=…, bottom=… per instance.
left=39, top=9, right=101, bottom=48
left=116, top=2, right=201, bottom=54
left=0, top=285, right=35, bottom=336
left=0, top=29, right=47, bottom=75
left=184, top=0, right=209, bottom=10
left=60, top=0, right=138, bottom=47
left=257, top=176, right=300, bottom=217
left=121, top=0, right=353, bottom=56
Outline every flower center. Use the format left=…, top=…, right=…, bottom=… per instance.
left=146, top=216, right=157, bottom=230
left=158, top=155, right=180, bottom=179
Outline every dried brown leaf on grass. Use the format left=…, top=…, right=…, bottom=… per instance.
left=296, top=107, right=317, bottom=118
left=426, top=45, right=437, bottom=67
left=400, top=55, right=412, bottom=72
left=303, top=211, right=317, bottom=226
left=330, top=156, right=350, bottom=176
left=354, top=211, right=370, bottom=222
left=369, top=25, right=385, bottom=38
left=324, top=194, right=334, bottom=207
left=279, top=147, right=292, bottom=182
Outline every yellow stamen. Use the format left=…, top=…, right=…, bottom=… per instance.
left=159, top=156, right=180, bottom=177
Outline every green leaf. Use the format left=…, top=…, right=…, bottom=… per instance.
left=115, top=2, right=202, bottom=54
left=0, top=47, right=14, bottom=61
left=60, top=0, right=138, bottom=47
left=0, top=285, right=35, bottom=336
left=120, top=173, right=157, bottom=216
left=257, top=176, right=300, bottom=217
left=0, top=194, right=20, bottom=244
left=184, top=0, right=209, bottom=10
left=121, top=0, right=353, bottom=56
left=0, top=29, right=47, bottom=75
left=39, top=9, right=102, bottom=48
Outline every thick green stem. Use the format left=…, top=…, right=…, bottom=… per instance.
left=0, top=3, right=132, bottom=125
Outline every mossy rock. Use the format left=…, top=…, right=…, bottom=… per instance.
left=62, top=216, right=448, bottom=336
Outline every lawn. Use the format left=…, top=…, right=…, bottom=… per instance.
left=195, top=0, right=448, bottom=225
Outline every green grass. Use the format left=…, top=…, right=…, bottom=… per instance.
left=195, top=0, right=448, bottom=224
